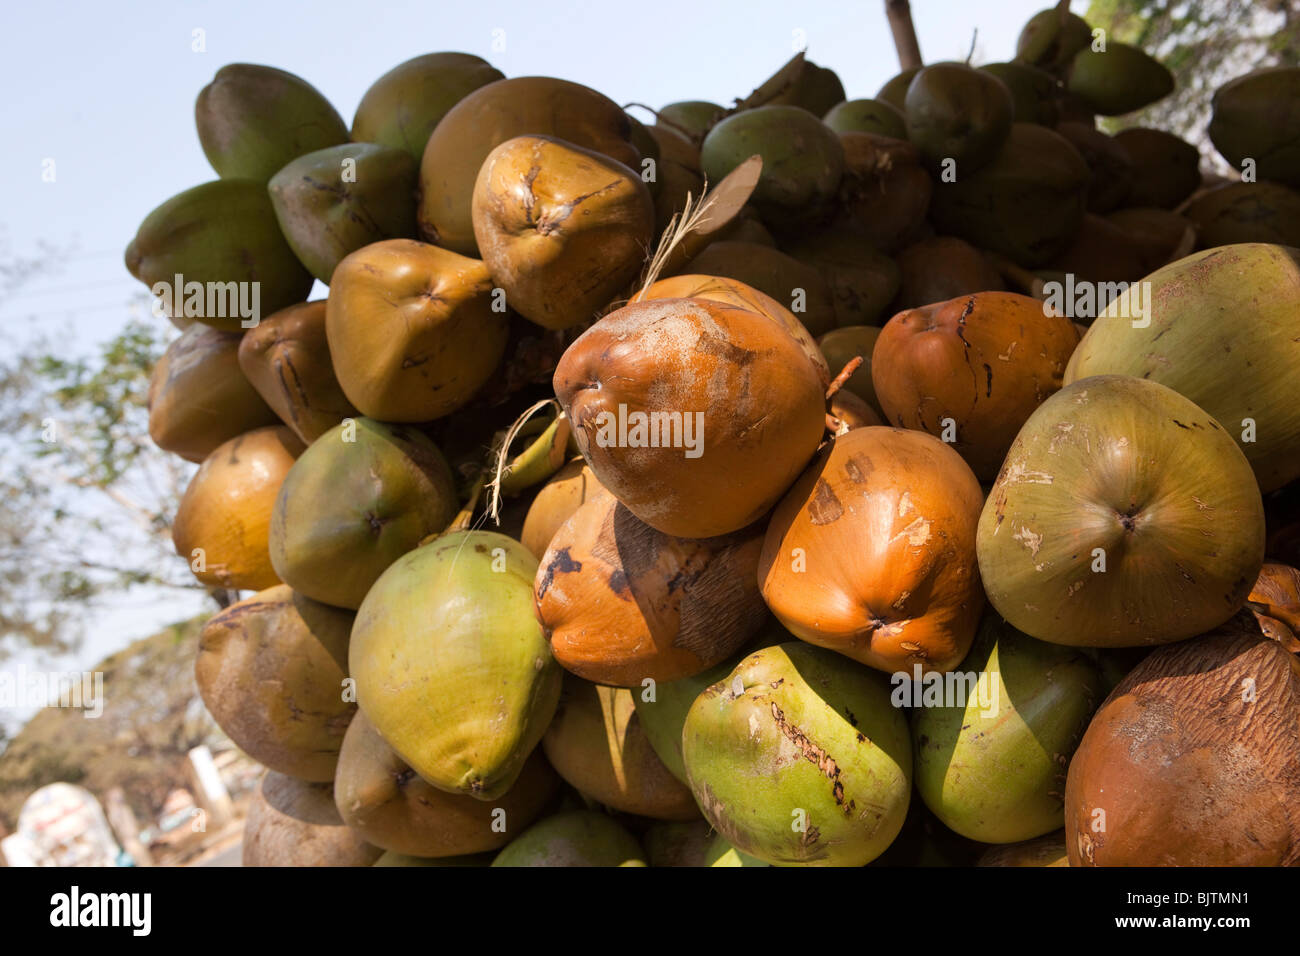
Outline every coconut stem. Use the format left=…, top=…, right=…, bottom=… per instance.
left=485, top=398, right=561, bottom=523
left=826, top=356, right=864, bottom=401
left=886, top=0, right=924, bottom=70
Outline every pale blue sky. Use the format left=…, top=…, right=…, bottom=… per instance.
left=0, top=0, right=1066, bottom=349
left=0, top=0, right=1071, bottom=727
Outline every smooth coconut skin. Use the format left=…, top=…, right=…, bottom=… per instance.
left=236, top=301, right=358, bottom=444
left=1066, top=244, right=1300, bottom=492
left=1065, top=612, right=1300, bottom=866
left=491, top=810, right=647, bottom=867
left=1209, top=67, right=1300, bottom=189
left=269, top=417, right=458, bottom=610
left=418, top=77, right=642, bottom=257
left=195, top=63, right=348, bottom=183
left=148, top=322, right=278, bottom=463
left=124, top=180, right=313, bottom=331
left=540, top=675, right=699, bottom=821
left=977, top=375, right=1266, bottom=647
left=912, top=614, right=1103, bottom=844
left=759, top=426, right=986, bottom=675
left=333, top=710, right=558, bottom=858
left=172, top=425, right=304, bottom=592
left=904, top=62, right=1014, bottom=174
left=977, top=831, right=1069, bottom=867
left=554, top=297, right=826, bottom=539
left=873, top=291, right=1079, bottom=482
left=535, top=493, right=768, bottom=686
left=348, top=531, right=561, bottom=801
left=325, top=238, right=506, bottom=422
left=196, top=585, right=355, bottom=782
left=681, top=642, right=912, bottom=867
left=242, top=771, right=381, bottom=868
left=472, top=135, right=653, bottom=331
left=893, top=236, right=1005, bottom=310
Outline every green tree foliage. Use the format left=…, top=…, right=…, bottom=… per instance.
left=1086, top=0, right=1300, bottom=159
left=0, top=308, right=203, bottom=660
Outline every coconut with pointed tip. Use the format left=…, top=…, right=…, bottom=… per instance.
left=418, top=76, right=642, bottom=256
left=349, top=531, right=561, bottom=800
left=541, top=675, right=699, bottom=820
left=333, top=709, right=558, bottom=857
left=124, top=180, right=313, bottom=331
left=196, top=63, right=348, bottom=182
left=472, top=135, right=653, bottom=331
left=325, top=238, right=507, bottom=422
left=351, top=53, right=503, bottom=161
left=553, top=296, right=826, bottom=539
left=759, top=427, right=986, bottom=674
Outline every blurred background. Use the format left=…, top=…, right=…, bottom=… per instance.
left=0, top=0, right=1293, bottom=864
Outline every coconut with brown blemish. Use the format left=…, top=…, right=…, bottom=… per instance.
left=1065, top=611, right=1300, bottom=865
left=977, top=375, right=1266, bottom=647
left=535, top=492, right=768, bottom=685
left=520, top=458, right=609, bottom=559
left=554, top=296, right=826, bottom=539
left=417, top=76, right=642, bottom=257
left=872, top=291, right=1079, bottom=481
left=759, top=426, right=985, bottom=674
left=325, top=238, right=507, bottom=422
left=680, top=642, right=912, bottom=867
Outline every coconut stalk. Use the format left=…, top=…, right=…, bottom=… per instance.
left=886, top=0, right=923, bottom=70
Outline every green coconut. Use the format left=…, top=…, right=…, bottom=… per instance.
left=928, top=123, right=1090, bottom=267
left=349, top=531, right=561, bottom=800
left=700, top=105, right=844, bottom=230
left=1209, top=67, right=1300, bottom=188
left=905, top=62, right=1015, bottom=174
left=1065, top=243, right=1300, bottom=492
left=195, top=63, right=348, bottom=182
left=977, top=375, right=1266, bottom=647
left=268, top=143, right=419, bottom=283
left=823, top=98, right=907, bottom=139
left=491, top=811, right=647, bottom=866
left=912, top=614, right=1102, bottom=843
left=1067, top=43, right=1174, bottom=116
left=124, top=180, right=313, bottom=331
left=681, top=642, right=911, bottom=867
left=269, top=417, right=457, bottom=609
left=351, top=53, right=504, bottom=161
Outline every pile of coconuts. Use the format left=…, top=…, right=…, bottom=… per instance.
left=126, top=5, right=1300, bottom=867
